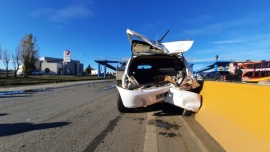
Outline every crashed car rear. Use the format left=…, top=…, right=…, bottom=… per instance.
left=116, top=29, right=201, bottom=116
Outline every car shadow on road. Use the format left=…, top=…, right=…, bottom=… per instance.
left=0, top=121, right=71, bottom=137
left=0, top=113, right=9, bottom=116
left=128, top=102, right=184, bottom=116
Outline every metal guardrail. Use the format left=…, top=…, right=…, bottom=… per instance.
left=95, top=56, right=260, bottom=63
left=95, top=56, right=129, bottom=62
left=186, top=57, right=235, bottom=63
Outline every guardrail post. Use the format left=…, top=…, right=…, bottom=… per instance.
left=103, top=62, right=107, bottom=78
left=98, top=64, right=101, bottom=77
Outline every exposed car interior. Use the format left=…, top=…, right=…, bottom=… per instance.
left=128, top=55, right=186, bottom=84
left=131, top=40, right=164, bottom=54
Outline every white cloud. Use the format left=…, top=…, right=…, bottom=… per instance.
left=211, top=34, right=270, bottom=61
left=31, top=4, right=94, bottom=23
left=213, top=40, right=243, bottom=44
left=183, top=12, right=270, bottom=61
left=183, top=14, right=268, bottom=36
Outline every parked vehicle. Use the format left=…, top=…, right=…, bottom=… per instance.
left=203, top=71, right=230, bottom=81
left=237, top=60, right=270, bottom=83
left=116, top=29, right=201, bottom=116
left=31, top=69, right=42, bottom=76
left=223, top=74, right=242, bottom=82
left=77, top=72, right=87, bottom=76
left=196, top=74, right=204, bottom=81
left=16, top=66, right=42, bottom=76
left=223, top=68, right=242, bottom=82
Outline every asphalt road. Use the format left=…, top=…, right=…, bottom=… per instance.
left=0, top=80, right=225, bottom=152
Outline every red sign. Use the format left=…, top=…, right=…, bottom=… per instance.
left=65, top=50, right=70, bottom=55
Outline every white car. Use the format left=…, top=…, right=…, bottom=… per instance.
left=116, top=29, right=201, bottom=116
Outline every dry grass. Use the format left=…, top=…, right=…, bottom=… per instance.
left=0, top=75, right=113, bottom=87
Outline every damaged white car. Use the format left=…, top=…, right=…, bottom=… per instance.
left=116, top=29, right=201, bottom=116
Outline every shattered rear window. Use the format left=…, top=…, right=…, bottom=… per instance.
left=137, top=64, right=152, bottom=69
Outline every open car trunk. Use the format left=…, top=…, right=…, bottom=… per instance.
left=117, top=54, right=201, bottom=113
left=129, top=55, right=184, bottom=85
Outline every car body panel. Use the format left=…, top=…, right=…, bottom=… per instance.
left=164, top=87, right=201, bottom=112
left=116, top=85, right=170, bottom=108
left=161, top=40, right=194, bottom=54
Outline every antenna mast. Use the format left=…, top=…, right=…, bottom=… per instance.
left=158, top=30, right=170, bottom=43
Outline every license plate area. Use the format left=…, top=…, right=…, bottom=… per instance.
left=156, top=93, right=166, bottom=100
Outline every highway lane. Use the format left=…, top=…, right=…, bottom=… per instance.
left=0, top=80, right=225, bottom=152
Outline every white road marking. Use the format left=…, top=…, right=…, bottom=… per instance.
left=143, top=112, right=158, bottom=152
left=179, top=116, right=209, bottom=152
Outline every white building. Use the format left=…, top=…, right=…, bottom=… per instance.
left=91, top=69, right=98, bottom=75
left=35, top=57, right=84, bottom=75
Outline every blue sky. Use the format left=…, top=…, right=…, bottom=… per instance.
left=1, top=0, right=270, bottom=71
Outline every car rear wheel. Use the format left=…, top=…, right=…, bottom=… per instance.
left=117, top=93, right=129, bottom=113
left=182, top=109, right=193, bottom=116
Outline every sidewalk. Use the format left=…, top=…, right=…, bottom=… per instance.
left=0, top=80, right=111, bottom=92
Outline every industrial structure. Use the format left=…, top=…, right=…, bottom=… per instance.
left=95, top=58, right=127, bottom=77
left=94, top=57, right=234, bottom=78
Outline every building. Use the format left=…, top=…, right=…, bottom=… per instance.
left=91, top=69, right=99, bottom=75
left=35, top=57, right=84, bottom=75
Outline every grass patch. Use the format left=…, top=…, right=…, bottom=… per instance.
left=0, top=75, right=113, bottom=87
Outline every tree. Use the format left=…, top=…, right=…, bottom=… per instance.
left=85, top=64, right=91, bottom=74
left=0, top=45, right=2, bottom=63
left=2, top=48, right=10, bottom=77
left=12, top=45, right=22, bottom=77
left=20, top=33, right=39, bottom=77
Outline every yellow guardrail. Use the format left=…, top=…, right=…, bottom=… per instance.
left=195, top=81, right=270, bottom=152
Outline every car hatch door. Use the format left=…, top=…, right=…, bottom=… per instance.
left=127, top=29, right=169, bottom=54
left=127, top=29, right=194, bottom=55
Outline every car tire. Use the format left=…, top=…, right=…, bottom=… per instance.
left=117, top=80, right=122, bottom=87
left=182, top=109, right=193, bottom=116
left=117, top=93, right=129, bottom=113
